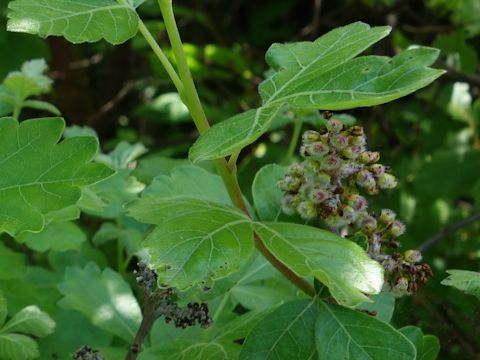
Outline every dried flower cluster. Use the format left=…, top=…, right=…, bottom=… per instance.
left=73, top=346, right=104, bottom=360
left=278, top=118, right=432, bottom=295
left=135, top=262, right=213, bottom=329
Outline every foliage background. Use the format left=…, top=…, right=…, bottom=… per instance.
left=1, top=0, right=480, bottom=358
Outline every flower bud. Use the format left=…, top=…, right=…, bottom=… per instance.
left=303, top=159, right=321, bottom=174
left=369, top=164, right=385, bottom=177
left=394, top=277, right=409, bottom=291
left=325, top=214, right=346, bottom=228
left=379, top=209, right=396, bottom=224
left=309, top=188, right=329, bottom=204
left=302, top=130, right=321, bottom=144
left=345, top=194, right=368, bottom=212
left=339, top=163, right=360, bottom=178
left=315, top=171, right=331, bottom=187
left=321, top=154, right=342, bottom=171
left=277, top=175, right=302, bottom=192
left=287, top=162, right=304, bottom=177
left=349, top=126, right=364, bottom=137
left=281, top=194, right=301, bottom=215
left=297, top=201, right=317, bottom=219
left=306, top=142, right=330, bottom=157
left=350, top=135, right=366, bottom=148
left=404, top=250, right=422, bottom=263
left=342, top=145, right=362, bottom=159
left=340, top=205, right=356, bottom=222
left=377, top=173, right=398, bottom=189
left=329, top=134, right=349, bottom=151
left=356, top=170, right=376, bottom=189
left=389, top=220, right=406, bottom=237
left=360, top=215, right=377, bottom=233
left=359, top=151, right=380, bottom=164
left=326, top=119, right=344, bottom=133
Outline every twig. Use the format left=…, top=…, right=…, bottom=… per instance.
left=442, top=63, right=480, bottom=88
left=124, top=287, right=157, bottom=360
left=417, top=212, right=480, bottom=252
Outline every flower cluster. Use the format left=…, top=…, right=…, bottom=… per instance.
left=278, top=118, right=432, bottom=295
left=73, top=346, right=104, bottom=360
left=135, top=262, right=213, bottom=329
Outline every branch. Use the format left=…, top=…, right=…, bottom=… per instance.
left=417, top=212, right=480, bottom=252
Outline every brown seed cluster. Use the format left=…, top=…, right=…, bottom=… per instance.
left=278, top=118, right=432, bottom=295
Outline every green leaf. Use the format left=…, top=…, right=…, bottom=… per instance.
left=0, top=117, right=114, bottom=235
left=128, top=196, right=254, bottom=289
left=0, top=333, right=38, bottom=360
left=189, top=23, right=444, bottom=161
left=441, top=269, right=480, bottom=299
left=240, top=299, right=317, bottom=360
left=189, top=105, right=284, bottom=163
left=128, top=196, right=253, bottom=289
left=16, top=221, right=86, bottom=252
left=57, top=262, right=141, bottom=342
left=355, top=291, right=396, bottom=323
left=7, top=0, right=140, bottom=45
left=93, top=222, right=142, bottom=256
left=0, top=294, right=7, bottom=328
left=144, top=164, right=232, bottom=205
left=0, top=243, right=25, bottom=279
left=0, top=306, right=55, bottom=337
left=253, top=222, right=383, bottom=307
left=315, top=301, right=417, bottom=360
left=3, top=59, right=52, bottom=101
left=252, top=164, right=286, bottom=221
left=399, top=326, right=440, bottom=360
left=266, top=47, right=445, bottom=110
left=259, top=22, right=391, bottom=103
left=21, top=100, right=61, bottom=115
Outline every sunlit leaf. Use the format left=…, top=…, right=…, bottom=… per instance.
left=441, top=269, right=480, bottom=299
left=7, top=0, right=140, bottom=45
left=57, top=262, right=141, bottom=342
left=253, top=222, right=383, bottom=307
left=128, top=196, right=254, bottom=289
left=0, top=117, right=114, bottom=235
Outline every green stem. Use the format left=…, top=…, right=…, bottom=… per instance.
left=137, top=19, right=184, bottom=95
left=13, top=103, right=22, bottom=120
left=282, top=117, right=302, bottom=165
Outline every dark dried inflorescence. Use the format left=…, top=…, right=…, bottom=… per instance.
left=72, top=346, right=104, bottom=360
left=135, top=263, right=213, bottom=329
left=278, top=117, right=432, bottom=296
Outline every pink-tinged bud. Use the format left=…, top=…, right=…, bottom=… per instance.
left=342, top=145, right=363, bottom=159
left=361, top=215, right=377, bottom=233
left=277, top=175, right=302, bottom=192
left=287, top=162, right=304, bottom=176
left=369, top=164, right=385, bottom=177
left=309, top=188, right=329, bottom=204
left=404, top=249, right=422, bottom=263
left=356, top=170, right=376, bottom=189
left=359, top=151, right=380, bottom=164
left=377, top=173, right=398, bottom=189
left=302, top=130, right=321, bottom=144
left=379, top=209, right=396, bottom=224
left=389, top=220, right=406, bottom=237
left=281, top=194, right=301, bottom=215
left=321, top=154, right=342, bottom=171
left=330, top=134, right=349, bottom=151
left=297, top=201, right=317, bottom=219
left=326, top=119, right=344, bottom=133
left=339, top=163, right=361, bottom=178
left=345, top=194, right=368, bottom=212
left=306, top=142, right=330, bottom=157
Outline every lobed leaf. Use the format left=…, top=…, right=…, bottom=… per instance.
left=441, top=269, right=480, bottom=299
left=0, top=306, right=55, bottom=338
left=128, top=196, right=254, bottom=289
left=253, top=222, right=384, bottom=307
left=0, top=333, right=38, bottom=360
left=0, top=117, right=114, bottom=235
left=240, top=300, right=317, bottom=360
left=57, top=262, right=141, bottom=342
left=7, top=0, right=140, bottom=45
left=315, top=301, right=416, bottom=360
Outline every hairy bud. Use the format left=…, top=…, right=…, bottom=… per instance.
left=377, top=173, right=398, bottom=189
left=326, top=119, right=344, bottom=133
